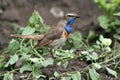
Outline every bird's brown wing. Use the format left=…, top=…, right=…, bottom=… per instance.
left=35, top=20, right=67, bottom=47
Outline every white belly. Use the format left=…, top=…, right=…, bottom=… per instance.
left=49, top=38, right=67, bottom=50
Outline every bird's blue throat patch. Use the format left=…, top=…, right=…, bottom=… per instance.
left=65, top=25, right=72, bottom=33
left=65, top=18, right=76, bottom=33
left=67, top=18, right=76, bottom=25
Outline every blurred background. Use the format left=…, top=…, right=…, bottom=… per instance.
left=0, top=0, right=103, bottom=50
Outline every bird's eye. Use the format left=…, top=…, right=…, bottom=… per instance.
left=68, top=15, right=72, bottom=17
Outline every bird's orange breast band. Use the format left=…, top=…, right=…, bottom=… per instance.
left=63, top=30, right=69, bottom=38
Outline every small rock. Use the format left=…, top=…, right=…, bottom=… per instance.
left=0, top=9, right=3, bottom=15
left=15, top=59, right=23, bottom=68
left=50, top=7, right=64, bottom=18
left=42, top=65, right=57, bottom=77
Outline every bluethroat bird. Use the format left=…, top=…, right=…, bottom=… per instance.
left=11, top=12, right=80, bottom=58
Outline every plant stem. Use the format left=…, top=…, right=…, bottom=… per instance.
left=100, top=54, right=120, bottom=65
left=20, top=39, right=25, bottom=51
left=29, top=39, right=44, bottom=59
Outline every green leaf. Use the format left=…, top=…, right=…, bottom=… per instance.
left=71, top=71, right=81, bottom=80
left=106, top=67, right=117, bottom=77
left=0, top=56, right=4, bottom=70
left=62, top=61, right=68, bottom=68
left=93, top=45, right=100, bottom=50
left=115, top=43, right=120, bottom=55
left=0, top=55, right=5, bottom=62
left=43, top=58, right=54, bottom=67
left=87, top=30, right=95, bottom=42
left=111, top=19, right=120, bottom=27
left=115, top=35, right=120, bottom=41
left=29, top=10, right=44, bottom=27
left=112, top=0, right=120, bottom=3
left=89, top=68, right=101, bottom=80
left=8, top=39, right=20, bottom=54
left=56, top=49, right=75, bottom=59
left=61, top=77, right=72, bottom=80
left=88, top=52, right=98, bottom=60
left=34, top=11, right=44, bottom=24
left=39, top=25, right=50, bottom=34
left=98, top=16, right=109, bottom=29
left=99, top=35, right=112, bottom=46
left=94, top=0, right=99, bottom=3
left=100, top=0, right=107, bottom=5
left=81, top=51, right=89, bottom=55
left=22, top=47, right=33, bottom=54
left=20, top=63, right=32, bottom=73
left=9, top=54, right=19, bottom=64
left=105, top=47, right=111, bottom=52
left=29, top=58, right=41, bottom=63
left=32, top=66, right=41, bottom=79
left=21, top=53, right=31, bottom=60
left=93, top=63, right=101, bottom=69
left=116, top=27, right=120, bottom=34
left=71, top=32, right=82, bottom=50
left=101, top=38, right=112, bottom=46
left=94, top=0, right=107, bottom=6
left=106, top=3, right=116, bottom=11
left=5, top=54, right=19, bottom=67
left=22, top=26, right=35, bottom=35
left=99, top=35, right=104, bottom=42
left=54, top=71, right=59, bottom=77
left=29, top=57, right=53, bottom=67
left=3, top=72, right=13, bottom=80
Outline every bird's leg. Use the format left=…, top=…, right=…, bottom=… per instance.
left=50, top=49, right=56, bottom=59
left=50, top=49, right=57, bottom=65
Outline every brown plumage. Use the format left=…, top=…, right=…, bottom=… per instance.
left=11, top=12, right=80, bottom=58
left=34, top=20, right=67, bottom=48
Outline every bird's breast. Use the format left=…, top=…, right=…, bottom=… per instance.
left=47, top=29, right=69, bottom=49
left=63, top=29, right=69, bottom=38
left=49, top=38, right=67, bottom=49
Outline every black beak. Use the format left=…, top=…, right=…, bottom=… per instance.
left=76, top=15, right=80, bottom=18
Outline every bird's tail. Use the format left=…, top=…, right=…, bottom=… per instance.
left=10, top=34, right=44, bottom=40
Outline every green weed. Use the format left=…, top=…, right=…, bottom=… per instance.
left=1, top=6, right=120, bottom=80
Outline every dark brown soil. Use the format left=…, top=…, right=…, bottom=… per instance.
left=0, top=0, right=119, bottom=80
left=0, top=0, right=102, bottom=49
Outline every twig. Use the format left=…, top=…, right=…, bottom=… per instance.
left=100, top=54, right=120, bottom=65
left=56, top=53, right=120, bottom=78
left=26, top=72, right=32, bottom=80
left=57, top=64, right=91, bottom=78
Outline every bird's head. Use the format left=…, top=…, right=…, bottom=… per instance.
left=64, top=12, right=80, bottom=20
left=64, top=12, right=80, bottom=25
